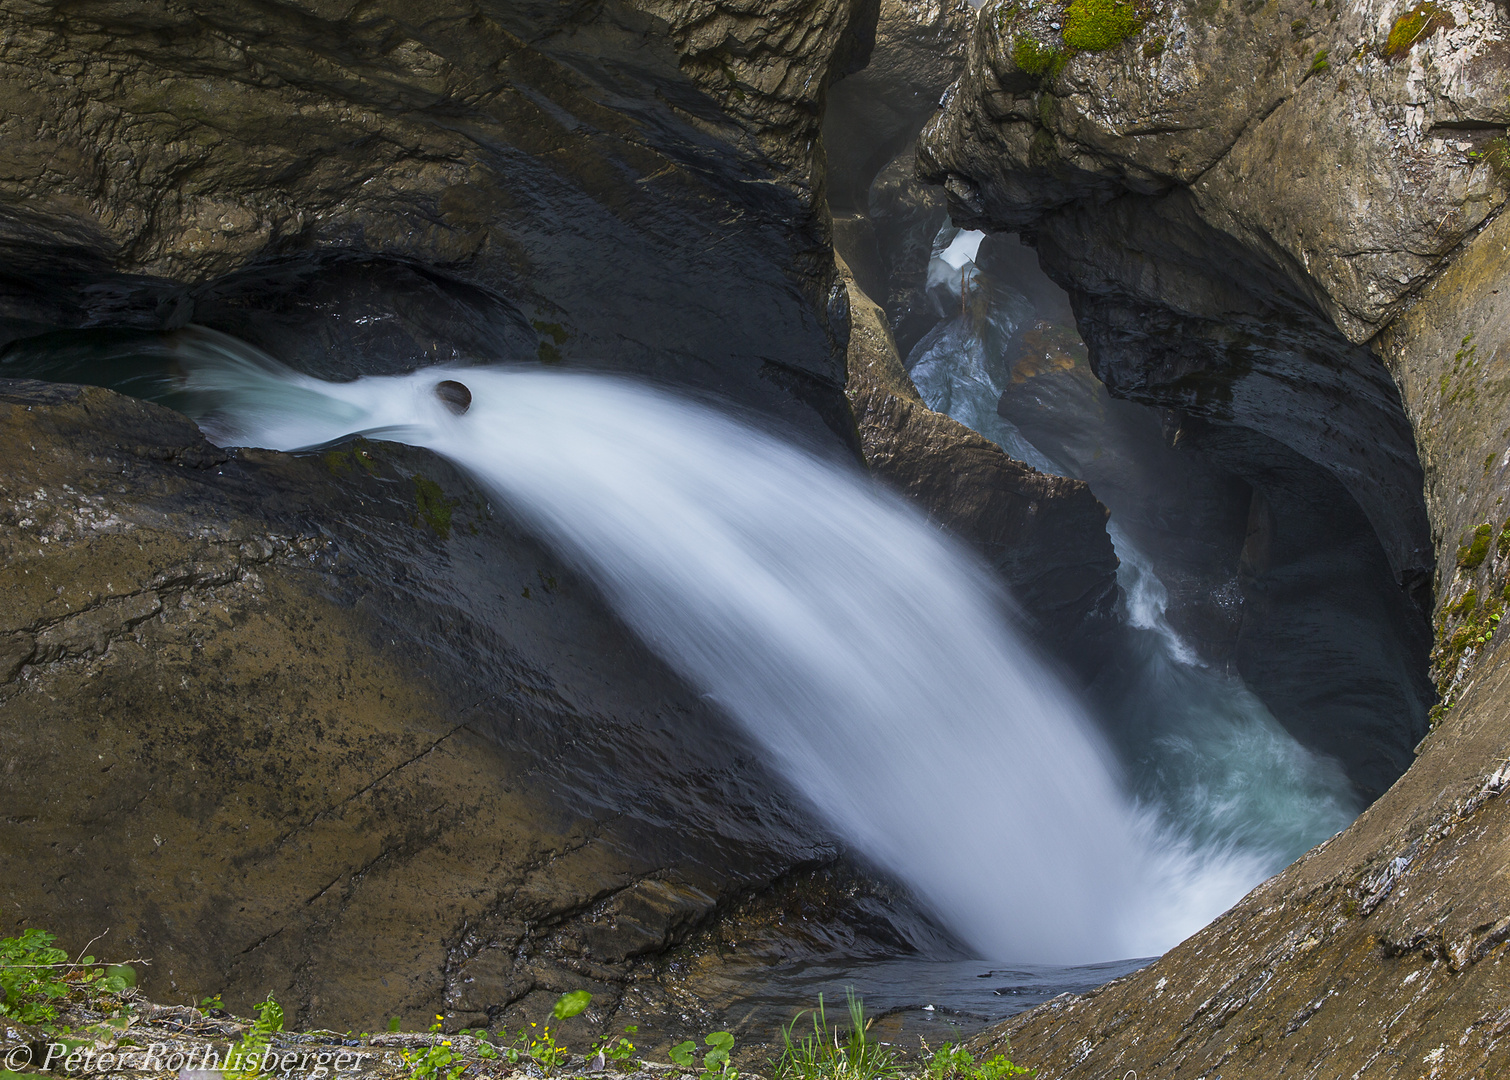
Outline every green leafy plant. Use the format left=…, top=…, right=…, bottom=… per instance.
left=670, top=1031, right=737, bottom=1080
left=921, top=1040, right=1033, bottom=1080
left=226, top=995, right=285, bottom=1080
left=594, top=1024, right=640, bottom=1070
left=1309, top=49, right=1330, bottom=75
left=404, top=1043, right=465, bottom=1080
left=0, top=929, right=137, bottom=1026
left=522, top=990, right=593, bottom=1071
left=0, top=929, right=70, bottom=1024
left=774, top=991, right=894, bottom=1080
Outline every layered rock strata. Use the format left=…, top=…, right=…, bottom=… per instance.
left=0, top=0, right=875, bottom=444
left=841, top=258, right=1120, bottom=663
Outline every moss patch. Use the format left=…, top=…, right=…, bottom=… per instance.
left=411, top=474, right=459, bottom=540
left=1063, top=0, right=1144, bottom=51
left=1459, top=522, right=1493, bottom=570
left=1013, top=34, right=1067, bottom=77
left=532, top=320, right=569, bottom=365
left=1382, top=2, right=1454, bottom=60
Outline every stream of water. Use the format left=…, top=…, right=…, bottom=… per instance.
left=167, top=338, right=1296, bottom=967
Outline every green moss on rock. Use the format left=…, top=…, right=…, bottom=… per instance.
left=1063, top=0, right=1143, bottom=51
left=1449, top=589, right=1480, bottom=617
left=1013, top=34, right=1067, bottom=77
left=412, top=474, right=459, bottom=540
left=1459, top=522, right=1493, bottom=569
left=1382, top=2, right=1454, bottom=60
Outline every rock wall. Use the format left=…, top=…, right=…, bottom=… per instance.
left=922, top=0, right=1510, bottom=1074
left=0, top=0, right=876, bottom=445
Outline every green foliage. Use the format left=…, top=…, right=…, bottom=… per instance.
left=923, top=1041, right=1033, bottom=1080
left=671, top=1031, right=737, bottom=1080
left=593, top=1025, right=639, bottom=1069
left=1383, top=2, right=1453, bottom=59
left=1012, top=35, right=1065, bottom=78
left=1309, top=49, right=1330, bottom=75
left=0, top=929, right=136, bottom=1026
left=1498, top=519, right=1510, bottom=559
left=552, top=990, right=592, bottom=1021
left=774, top=991, right=895, bottom=1080
left=411, top=474, right=459, bottom=540
left=389, top=1017, right=403, bottom=1033
left=1063, top=0, right=1143, bottom=51
left=0, top=929, right=70, bottom=1024
left=226, top=996, right=285, bottom=1080
left=1458, top=522, right=1493, bottom=569
left=1142, top=35, right=1166, bottom=59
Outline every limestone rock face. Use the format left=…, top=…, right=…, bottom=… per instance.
left=841, top=259, right=1120, bottom=665
left=924, top=3, right=1510, bottom=1075
left=824, top=0, right=976, bottom=210
left=0, top=0, right=876, bottom=445
left=0, top=380, right=857, bottom=1036
left=914, top=0, right=1510, bottom=592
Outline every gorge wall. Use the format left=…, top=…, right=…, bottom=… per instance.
left=921, top=0, right=1510, bottom=1074
left=0, top=0, right=873, bottom=442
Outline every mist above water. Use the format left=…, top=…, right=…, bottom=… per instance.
left=179, top=340, right=1280, bottom=964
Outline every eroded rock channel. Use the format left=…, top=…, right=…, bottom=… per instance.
left=1, top=0, right=1508, bottom=1075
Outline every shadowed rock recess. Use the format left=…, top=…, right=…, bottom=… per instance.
left=924, top=1, right=1510, bottom=1074
left=0, top=0, right=876, bottom=442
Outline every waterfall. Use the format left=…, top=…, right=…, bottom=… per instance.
left=178, top=342, right=1267, bottom=964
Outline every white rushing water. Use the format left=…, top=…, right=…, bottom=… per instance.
left=179, top=343, right=1271, bottom=964
left=900, top=223, right=1359, bottom=910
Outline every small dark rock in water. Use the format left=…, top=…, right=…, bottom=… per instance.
left=435, top=379, right=471, bottom=415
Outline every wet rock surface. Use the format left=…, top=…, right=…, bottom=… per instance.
left=0, top=0, right=877, bottom=448
left=0, top=380, right=932, bottom=1037
left=840, top=258, right=1120, bottom=667
left=910, top=0, right=1510, bottom=591
left=924, top=2, right=1510, bottom=1075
